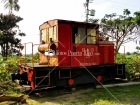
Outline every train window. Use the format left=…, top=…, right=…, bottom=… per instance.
left=40, top=30, right=42, bottom=43
left=48, top=26, right=57, bottom=42
left=78, top=28, right=86, bottom=44
left=41, top=29, right=47, bottom=43
left=72, top=27, right=77, bottom=43
left=87, top=29, right=96, bottom=44
left=53, top=26, right=56, bottom=41
left=72, top=27, right=86, bottom=44
left=49, top=27, right=53, bottom=42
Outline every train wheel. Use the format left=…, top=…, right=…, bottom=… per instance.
left=71, top=87, right=76, bottom=91
left=65, top=78, right=76, bottom=91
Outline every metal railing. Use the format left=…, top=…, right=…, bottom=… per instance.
left=19, top=42, right=40, bottom=67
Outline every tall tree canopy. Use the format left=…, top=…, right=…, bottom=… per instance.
left=0, top=14, right=25, bottom=60
left=1, top=0, right=20, bottom=13
left=100, top=9, right=140, bottom=56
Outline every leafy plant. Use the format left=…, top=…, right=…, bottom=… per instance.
left=0, top=56, right=20, bottom=92
left=117, top=54, right=140, bottom=81
left=0, top=52, right=40, bottom=93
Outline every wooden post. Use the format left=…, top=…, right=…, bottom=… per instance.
left=0, top=95, right=26, bottom=103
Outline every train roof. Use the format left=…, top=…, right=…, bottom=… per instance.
left=39, top=19, right=99, bottom=30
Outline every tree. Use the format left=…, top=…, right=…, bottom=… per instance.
left=100, top=9, right=140, bottom=58
left=123, top=9, right=131, bottom=16
left=0, top=14, right=25, bottom=60
left=1, top=0, right=20, bottom=13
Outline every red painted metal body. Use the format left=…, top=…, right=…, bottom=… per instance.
left=38, top=19, right=113, bottom=68
left=99, top=42, right=114, bottom=64
left=57, top=22, right=100, bottom=67
left=58, top=23, right=71, bottom=67
left=71, top=44, right=99, bottom=67
left=40, top=20, right=106, bottom=68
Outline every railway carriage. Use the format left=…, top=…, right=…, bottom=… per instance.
left=11, top=19, right=125, bottom=89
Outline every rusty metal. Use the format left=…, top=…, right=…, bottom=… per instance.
left=38, top=44, right=49, bottom=53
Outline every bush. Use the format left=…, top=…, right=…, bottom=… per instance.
left=0, top=56, right=20, bottom=92
left=117, top=54, right=140, bottom=81
left=0, top=53, right=39, bottom=92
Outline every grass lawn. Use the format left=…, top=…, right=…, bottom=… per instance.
left=0, top=84, right=140, bottom=105
left=27, top=84, right=140, bottom=105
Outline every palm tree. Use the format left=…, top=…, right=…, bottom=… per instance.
left=1, top=0, right=20, bottom=13
left=123, top=9, right=131, bottom=16
left=134, top=11, right=140, bottom=17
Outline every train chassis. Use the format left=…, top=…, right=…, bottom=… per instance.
left=11, top=63, right=125, bottom=90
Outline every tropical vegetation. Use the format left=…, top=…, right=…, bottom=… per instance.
left=1, top=0, right=20, bottom=13
left=100, top=9, right=140, bottom=58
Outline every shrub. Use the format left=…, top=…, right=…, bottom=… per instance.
left=0, top=53, right=39, bottom=92
left=117, top=54, right=140, bottom=81
left=0, top=56, right=20, bottom=92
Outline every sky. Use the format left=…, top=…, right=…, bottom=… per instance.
left=0, top=0, right=140, bottom=53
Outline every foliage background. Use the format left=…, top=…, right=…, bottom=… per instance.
left=0, top=53, right=39, bottom=92
left=117, top=53, right=140, bottom=80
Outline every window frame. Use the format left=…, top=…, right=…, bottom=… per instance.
left=72, top=26, right=97, bottom=44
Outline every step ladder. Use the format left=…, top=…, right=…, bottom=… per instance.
left=34, top=70, right=50, bottom=87
left=117, top=65, right=124, bottom=75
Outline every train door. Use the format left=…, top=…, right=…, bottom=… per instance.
left=71, top=27, right=99, bottom=67
left=71, top=27, right=86, bottom=67
left=58, top=24, right=71, bottom=67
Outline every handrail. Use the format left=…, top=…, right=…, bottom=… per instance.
left=33, top=44, right=41, bottom=65
left=25, top=42, right=34, bottom=67
left=115, top=45, right=126, bottom=63
left=19, top=42, right=58, bottom=67
left=19, top=42, right=34, bottom=67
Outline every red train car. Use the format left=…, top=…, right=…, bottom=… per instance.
left=12, top=19, right=125, bottom=89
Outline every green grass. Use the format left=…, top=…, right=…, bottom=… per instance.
left=23, top=84, right=140, bottom=105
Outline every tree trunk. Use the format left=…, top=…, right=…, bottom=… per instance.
left=1, top=44, right=7, bottom=61
left=0, top=95, right=26, bottom=103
